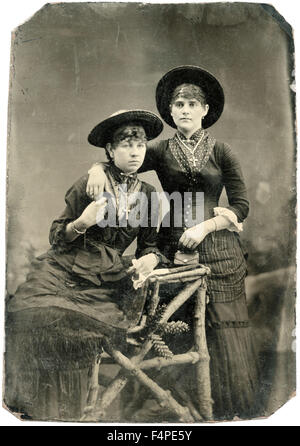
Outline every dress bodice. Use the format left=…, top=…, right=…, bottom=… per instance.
left=140, top=132, right=249, bottom=227
left=48, top=166, right=163, bottom=285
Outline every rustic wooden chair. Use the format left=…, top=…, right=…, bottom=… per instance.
left=81, top=264, right=212, bottom=423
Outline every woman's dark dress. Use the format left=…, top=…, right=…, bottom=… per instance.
left=135, top=129, right=259, bottom=420
left=5, top=165, right=163, bottom=421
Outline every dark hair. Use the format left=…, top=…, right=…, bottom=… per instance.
left=169, top=83, right=207, bottom=107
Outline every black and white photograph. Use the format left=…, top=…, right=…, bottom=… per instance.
left=0, top=1, right=298, bottom=426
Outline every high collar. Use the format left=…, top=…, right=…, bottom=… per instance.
left=107, top=162, right=138, bottom=185
left=177, top=127, right=207, bottom=142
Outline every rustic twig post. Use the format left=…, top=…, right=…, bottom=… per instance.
left=194, top=278, right=213, bottom=420
left=81, top=352, right=103, bottom=421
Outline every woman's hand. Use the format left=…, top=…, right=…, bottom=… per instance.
left=178, top=223, right=208, bottom=250
left=78, top=197, right=108, bottom=229
left=127, top=253, right=159, bottom=278
left=65, top=197, right=107, bottom=242
left=86, top=164, right=106, bottom=200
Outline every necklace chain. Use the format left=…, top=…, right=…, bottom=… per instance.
left=107, top=170, right=141, bottom=221
left=176, top=130, right=205, bottom=167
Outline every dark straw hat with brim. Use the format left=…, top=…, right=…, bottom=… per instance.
left=156, top=65, right=225, bottom=129
left=88, top=109, right=163, bottom=148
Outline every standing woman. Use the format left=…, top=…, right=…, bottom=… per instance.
left=87, top=66, right=259, bottom=421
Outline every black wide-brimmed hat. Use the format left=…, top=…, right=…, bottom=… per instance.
left=156, top=65, right=225, bottom=129
left=88, top=109, right=163, bottom=148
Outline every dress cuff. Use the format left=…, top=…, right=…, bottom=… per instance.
left=213, top=207, right=243, bottom=232
left=50, top=220, right=74, bottom=253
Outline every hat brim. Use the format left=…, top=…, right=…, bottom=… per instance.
left=88, top=110, right=163, bottom=148
left=156, top=65, right=225, bottom=129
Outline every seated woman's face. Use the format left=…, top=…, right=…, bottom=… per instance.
left=108, top=125, right=147, bottom=174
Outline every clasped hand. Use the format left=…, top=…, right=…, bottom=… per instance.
left=178, top=223, right=207, bottom=251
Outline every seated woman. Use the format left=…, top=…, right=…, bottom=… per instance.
left=5, top=109, right=165, bottom=422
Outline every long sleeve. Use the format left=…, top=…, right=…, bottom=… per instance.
left=49, top=175, right=90, bottom=252
left=138, top=139, right=167, bottom=173
left=218, top=143, right=249, bottom=222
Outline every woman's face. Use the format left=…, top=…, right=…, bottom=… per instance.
left=170, top=97, right=209, bottom=135
left=107, top=125, right=147, bottom=174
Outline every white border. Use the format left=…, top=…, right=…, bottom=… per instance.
left=0, top=0, right=299, bottom=426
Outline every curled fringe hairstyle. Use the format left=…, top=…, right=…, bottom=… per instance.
left=105, top=122, right=147, bottom=162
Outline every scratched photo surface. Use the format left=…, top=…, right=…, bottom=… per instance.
left=4, top=2, right=296, bottom=423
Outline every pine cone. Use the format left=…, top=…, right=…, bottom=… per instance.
left=160, top=321, right=190, bottom=336
left=150, top=333, right=173, bottom=359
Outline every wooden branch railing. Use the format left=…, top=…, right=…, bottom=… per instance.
left=82, top=265, right=212, bottom=422
left=104, top=341, right=194, bottom=422
left=139, top=351, right=200, bottom=370
left=92, top=278, right=203, bottom=421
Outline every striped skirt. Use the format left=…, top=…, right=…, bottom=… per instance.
left=142, top=229, right=261, bottom=421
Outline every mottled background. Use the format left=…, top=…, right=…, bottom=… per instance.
left=6, top=2, right=296, bottom=418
